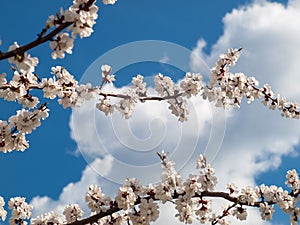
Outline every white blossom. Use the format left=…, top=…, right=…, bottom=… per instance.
left=96, top=98, right=114, bottom=116
left=8, top=107, right=49, bottom=134
left=103, top=0, right=117, bottom=5
left=0, top=196, right=7, bottom=221
left=31, top=212, right=64, bottom=225
left=259, top=202, right=274, bottom=220
left=195, top=198, right=212, bottom=222
left=180, top=72, right=203, bottom=98
left=75, top=83, right=98, bottom=106
left=63, top=204, right=83, bottom=223
left=116, top=90, right=138, bottom=119
left=101, top=64, right=115, bottom=84
left=175, top=195, right=194, bottom=224
left=124, top=178, right=146, bottom=196
left=51, top=66, right=80, bottom=108
left=232, top=206, right=247, bottom=220
left=217, top=218, right=230, bottom=225
left=196, top=154, right=206, bottom=169
left=11, top=133, right=29, bottom=152
left=276, top=189, right=294, bottom=211
left=101, top=64, right=112, bottom=76
left=159, top=152, right=183, bottom=193
left=64, top=1, right=99, bottom=38
left=12, top=69, right=38, bottom=85
left=18, top=96, right=40, bottom=109
left=183, top=174, right=201, bottom=197
left=8, top=42, right=38, bottom=72
left=0, top=73, right=7, bottom=84
left=260, top=185, right=278, bottom=202
left=115, top=186, right=136, bottom=210
left=41, top=77, right=59, bottom=99
left=139, top=198, right=159, bottom=222
left=198, top=165, right=218, bottom=191
left=4, top=80, right=27, bottom=102
left=155, top=73, right=176, bottom=96
left=240, top=186, right=258, bottom=205
left=285, top=169, right=300, bottom=191
left=132, top=75, right=147, bottom=97
left=154, top=183, right=173, bottom=204
left=8, top=197, right=32, bottom=225
left=289, top=207, right=300, bottom=225
left=129, top=212, right=149, bottom=225
left=155, top=73, right=189, bottom=121
left=85, top=185, right=111, bottom=214
left=227, top=183, right=238, bottom=195
left=50, top=33, right=74, bottom=59
left=167, top=97, right=189, bottom=122
left=0, top=121, right=29, bottom=153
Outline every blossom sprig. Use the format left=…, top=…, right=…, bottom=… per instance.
left=0, top=0, right=119, bottom=68
left=1, top=153, right=299, bottom=225
left=1, top=47, right=300, bottom=153
left=204, top=48, right=300, bottom=118
left=0, top=0, right=108, bottom=62
left=50, top=33, right=74, bottom=60
left=0, top=103, right=49, bottom=153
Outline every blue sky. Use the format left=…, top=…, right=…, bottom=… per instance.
left=2, top=0, right=300, bottom=224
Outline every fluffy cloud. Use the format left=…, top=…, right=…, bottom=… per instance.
left=30, top=155, right=116, bottom=217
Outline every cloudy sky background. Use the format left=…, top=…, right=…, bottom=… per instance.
left=1, top=0, right=300, bottom=224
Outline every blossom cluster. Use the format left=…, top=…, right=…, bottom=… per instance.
left=0, top=104, right=49, bottom=153
left=1, top=47, right=300, bottom=154
left=8, top=197, right=33, bottom=225
left=46, top=0, right=98, bottom=59
left=203, top=48, right=300, bottom=118
left=43, top=0, right=115, bottom=60
left=45, top=0, right=115, bottom=59
left=30, top=212, right=64, bottom=225
left=0, top=153, right=299, bottom=225
left=63, top=204, right=84, bottom=223
left=7, top=42, right=39, bottom=73
left=96, top=71, right=203, bottom=121
left=44, top=66, right=97, bottom=108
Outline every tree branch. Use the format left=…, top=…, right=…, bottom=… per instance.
left=0, top=0, right=96, bottom=61
left=66, top=191, right=276, bottom=225
left=99, top=91, right=182, bottom=101
left=0, top=84, right=182, bottom=101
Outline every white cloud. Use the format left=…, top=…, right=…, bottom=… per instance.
left=190, top=38, right=207, bottom=73
left=30, top=155, right=117, bottom=217
left=31, top=0, right=300, bottom=224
